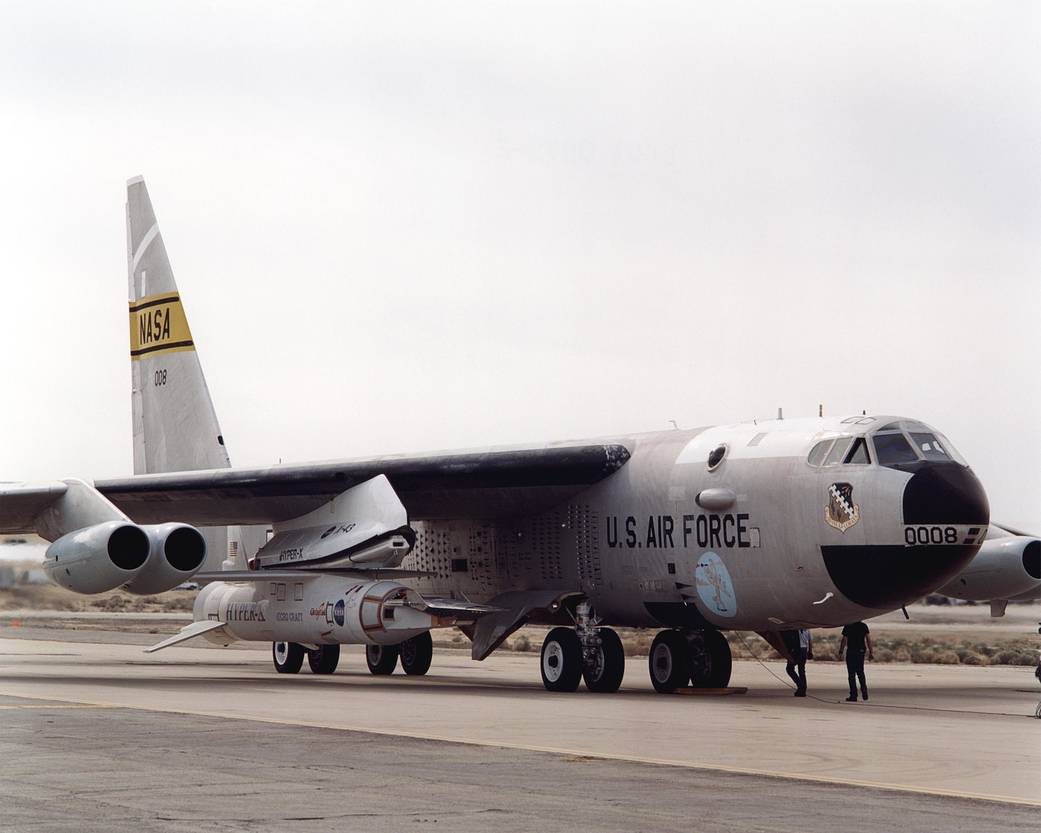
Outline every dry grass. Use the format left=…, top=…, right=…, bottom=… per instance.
left=0, top=584, right=196, bottom=614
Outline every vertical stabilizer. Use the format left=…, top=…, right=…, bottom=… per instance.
left=127, top=176, right=231, bottom=475
left=126, top=177, right=233, bottom=569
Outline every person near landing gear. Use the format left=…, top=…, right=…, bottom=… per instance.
left=783, top=628, right=812, bottom=696
left=839, top=621, right=873, bottom=702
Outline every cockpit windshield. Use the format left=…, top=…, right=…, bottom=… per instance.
left=908, top=431, right=951, bottom=462
left=872, top=431, right=918, bottom=466
left=806, top=421, right=966, bottom=469
left=870, top=421, right=968, bottom=468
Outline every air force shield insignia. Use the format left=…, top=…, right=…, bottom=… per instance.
left=825, top=482, right=860, bottom=533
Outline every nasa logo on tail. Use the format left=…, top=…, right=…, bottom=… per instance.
left=825, top=482, right=860, bottom=533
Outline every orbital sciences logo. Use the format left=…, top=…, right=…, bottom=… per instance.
left=309, top=599, right=346, bottom=627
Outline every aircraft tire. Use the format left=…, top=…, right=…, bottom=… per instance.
left=541, top=627, right=582, bottom=692
left=400, top=632, right=433, bottom=676
left=688, top=629, right=732, bottom=688
left=307, top=644, right=340, bottom=674
left=648, top=630, right=690, bottom=693
left=366, top=643, right=399, bottom=675
left=272, top=641, right=304, bottom=674
left=582, top=627, right=625, bottom=693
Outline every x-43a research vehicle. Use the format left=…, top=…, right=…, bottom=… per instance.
left=0, top=178, right=1000, bottom=693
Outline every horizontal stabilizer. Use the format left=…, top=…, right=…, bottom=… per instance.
left=144, top=619, right=228, bottom=653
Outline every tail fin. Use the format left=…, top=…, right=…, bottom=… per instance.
left=126, top=177, right=244, bottom=569
left=126, top=176, right=231, bottom=475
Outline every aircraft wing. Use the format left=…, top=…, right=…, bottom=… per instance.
left=90, top=443, right=631, bottom=525
left=0, top=482, right=71, bottom=531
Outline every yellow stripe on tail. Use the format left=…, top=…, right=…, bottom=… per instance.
left=129, top=293, right=195, bottom=360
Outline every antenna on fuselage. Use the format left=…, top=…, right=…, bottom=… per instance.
left=668, top=420, right=679, bottom=430
left=777, top=407, right=783, bottom=420
left=819, top=404, right=823, bottom=418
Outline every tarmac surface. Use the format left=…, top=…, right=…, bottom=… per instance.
left=0, top=631, right=1039, bottom=832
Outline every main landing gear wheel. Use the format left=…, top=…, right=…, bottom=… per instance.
left=648, top=630, right=690, bottom=693
left=272, top=641, right=304, bottom=674
left=582, top=627, right=625, bottom=693
left=541, top=627, right=583, bottom=692
left=307, top=644, right=340, bottom=674
left=399, top=632, right=433, bottom=676
left=687, top=629, right=732, bottom=688
left=366, top=643, right=399, bottom=675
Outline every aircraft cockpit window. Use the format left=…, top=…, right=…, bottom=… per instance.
left=909, top=432, right=951, bottom=462
left=807, top=440, right=832, bottom=466
left=844, top=437, right=870, bottom=464
left=707, top=444, right=728, bottom=470
left=823, top=437, right=853, bottom=466
left=872, top=432, right=918, bottom=466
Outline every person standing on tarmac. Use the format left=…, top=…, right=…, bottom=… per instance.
left=784, top=628, right=813, bottom=696
left=839, top=621, right=873, bottom=702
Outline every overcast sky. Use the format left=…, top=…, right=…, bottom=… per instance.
left=0, top=1, right=1038, bottom=530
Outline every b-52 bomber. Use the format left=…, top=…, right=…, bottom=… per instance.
left=0, top=178, right=1001, bottom=693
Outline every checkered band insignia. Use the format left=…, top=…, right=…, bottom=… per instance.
left=825, top=482, right=861, bottom=533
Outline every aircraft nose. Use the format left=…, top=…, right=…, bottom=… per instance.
left=902, top=462, right=989, bottom=527
left=820, top=462, right=989, bottom=611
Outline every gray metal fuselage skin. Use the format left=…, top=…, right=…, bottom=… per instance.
left=398, top=417, right=988, bottom=632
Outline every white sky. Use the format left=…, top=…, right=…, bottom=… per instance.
left=0, top=1, right=1038, bottom=530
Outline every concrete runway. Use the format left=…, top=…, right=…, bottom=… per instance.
left=0, top=634, right=1039, bottom=832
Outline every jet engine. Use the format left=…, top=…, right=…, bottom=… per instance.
left=44, top=521, right=151, bottom=594
left=123, top=523, right=208, bottom=595
left=937, top=535, right=1041, bottom=601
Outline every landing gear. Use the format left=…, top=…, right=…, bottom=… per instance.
left=399, top=632, right=433, bottom=676
left=307, top=644, right=340, bottom=674
left=366, top=643, right=399, bottom=675
left=687, top=629, right=732, bottom=688
left=582, top=627, right=625, bottom=693
left=648, top=630, right=690, bottom=692
left=574, top=602, right=625, bottom=693
left=272, top=641, right=304, bottom=674
left=647, top=629, right=733, bottom=692
left=540, top=627, right=583, bottom=692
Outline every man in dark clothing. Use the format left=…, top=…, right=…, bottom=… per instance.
left=782, top=628, right=812, bottom=696
left=839, top=621, right=873, bottom=701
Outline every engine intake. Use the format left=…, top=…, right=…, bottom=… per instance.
left=124, top=523, right=207, bottom=595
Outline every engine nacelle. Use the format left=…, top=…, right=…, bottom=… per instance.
left=44, top=521, right=151, bottom=594
left=937, top=535, right=1041, bottom=601
left=123, top=523, right=207, bottom=596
